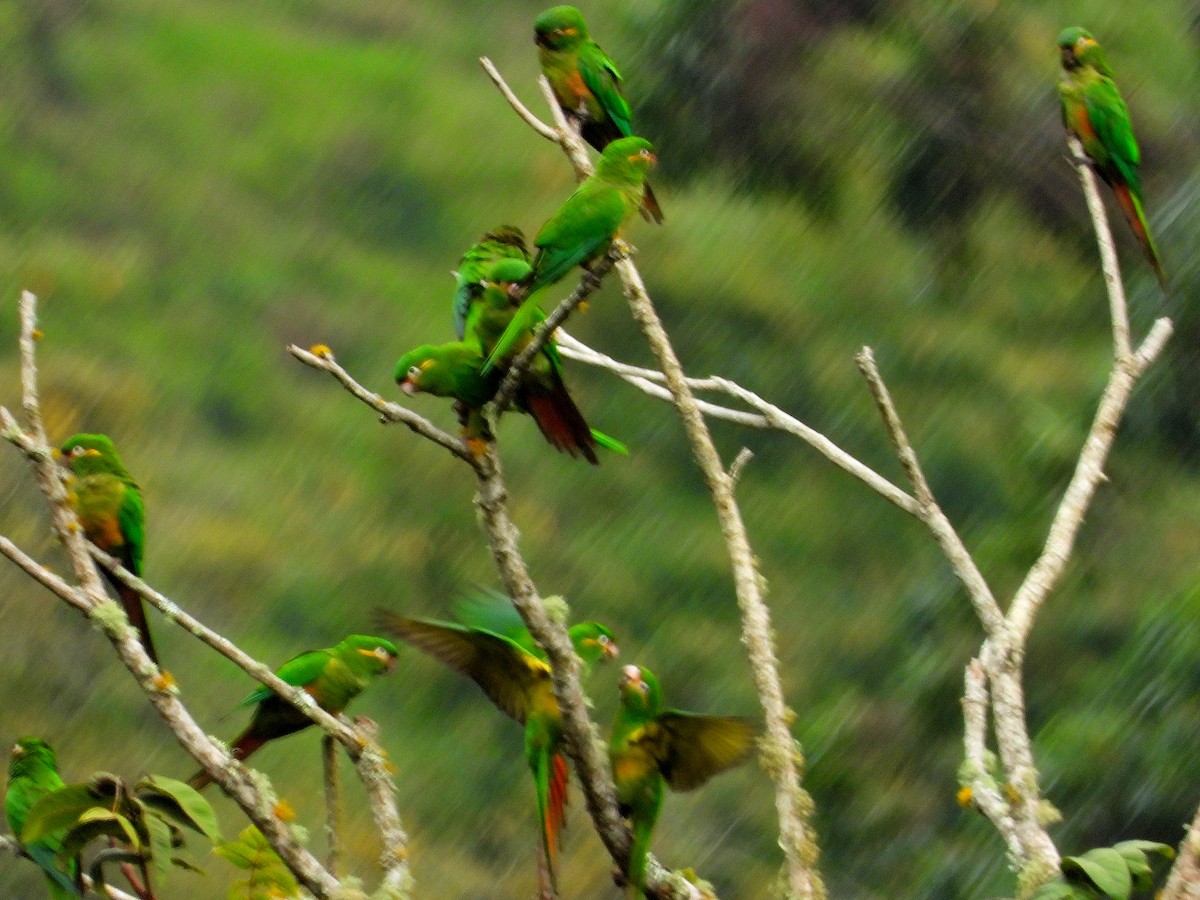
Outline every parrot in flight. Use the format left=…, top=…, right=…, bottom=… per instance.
left=375, top=596, right=618, bottom=892
left=609, top=665, right=756, bottom=898
left=6, top=738, right=81, bottom=898
left=486, top=135, right=657, bottom=370
left=1057, top=26, right=1166, bottom=289
left=188, top=634, right=398, bottom=790
left=534, top=5, right=663, bottom=224
left=60, top=433, right=158, bottom=665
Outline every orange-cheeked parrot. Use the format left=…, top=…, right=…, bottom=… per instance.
left=1057, top=26, right=1167, bottom=289
left=609, top=665, right=756, bottom=898
left=188, top=634, right=398, bottom=790
left=60, top=434, right=158, bottom=665
left=6, top=738, right=81, bottom=898
left=486, top=135, right=657, bottom=371
left=375, top=598, right=618, bottom=893
left=535, top=5, right=663, bottom=224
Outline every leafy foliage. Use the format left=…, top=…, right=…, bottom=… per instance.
left=214, top=825, right=300, bottom=900
left=1030, top=840, right=1175, bottom=899
left=20, top=772, right=220, bottom=891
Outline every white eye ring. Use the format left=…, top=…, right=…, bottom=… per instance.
left=71, top=446, right=87, bottom=457
left=374, top=647, right=391, bottom=661
left=407, top=365, right=421, bottom=380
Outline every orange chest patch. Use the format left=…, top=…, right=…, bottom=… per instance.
left=562, top=69, right=590, bottom=105
left=80, top=514, right=126, bottom=552
left=1069, top=106, right=1098, bottom=144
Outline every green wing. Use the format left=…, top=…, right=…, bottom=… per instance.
left=532, top=183, right=627, bottom=290
left=116, top=483, right=145, bottom=576
left=451, top=592, right=541, bottom=660
left=1083, top=77, right=1141, bottom=194
left=649, top=711, right=756, bottom=792
left=376, top=612, right=547, bottom=724
left=578, top=42, right=633, bottom=138
left=239, top=649, right=333, bottom=708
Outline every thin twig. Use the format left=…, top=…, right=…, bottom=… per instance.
left=323, top=735, right=341, bottom=878
left=555, top=330, right=921, bottom=514
left=1066, top=135, right=1131, bottom=360
left=479, top=57, right=559, bottom=142
left=288, top=344, right=479, bottom=469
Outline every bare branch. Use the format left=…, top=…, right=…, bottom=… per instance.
left=1160, top=800, right=1200, bottom=900
left=323, top=735, right=341, bottom=877
left=555, top=331, right=920, bottom=515
left=1066, top=136, right=1131, bottom=360
left=615, top=257, right=825, bottom=899
left=479, top=56, right=559, bottom=142
left=348, top=717, right=416, bottom=897
left=960, top=660, right=1023, bottom=861
left=288, top=344, right=479, bottom=469
left=855, top=347, right=1005, bottom=636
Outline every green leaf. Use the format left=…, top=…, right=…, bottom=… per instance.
left=136, top=775, right=223, bottom=842
left=20, top=785, right=102, bottom=845
left=216, top=826, right=299, bottom=898
left=1029, top=881, right=1084, bottom=900
left=59, top=809, right=141, bottom=861
left=1111, top=839, right=1174, bottom=862
left=1063, top=847, right=1133, bottom=899
left=144, top=809, right=173, bottom=877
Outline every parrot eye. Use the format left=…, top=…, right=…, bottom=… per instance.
left=374, top=647, right=391, bottom=661
left=407, top=365, right=421, bottom=380
left=70, top=445, right=87, bottom=457
left=639, top=149, right=652, bottom=159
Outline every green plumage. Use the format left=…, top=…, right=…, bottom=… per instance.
left=609, top=665, right=756, bottom=897
left=1057, top=27, right=1166, bottom=289
left=6, top=738, right=81, bottom=898
left=535, top=5, right=663, bottom=223
left=453, top=226, right=530, bottom=342
left=60, top=434, right=158, bottom=665
left=188, top=635, right=398, bottom=790
left=486, top=136, right=657, bottom=370
left=375, top=597, right=618, bottom=892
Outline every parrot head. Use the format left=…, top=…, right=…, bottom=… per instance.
left=9, top=737, right=57, bottom=778
left=534, top=6, right=588, bottom=51
left=1057, top=27, right=1111, bottom=76
left=597, top=136, right=658, bottom=183
left=618, top=664, right=661, bottom=717
left=481, top=257, right=533, bottom=289
left=59, top=433, right=130, bottom=479
left=569, top=622, right=620, bottom=667
left=339, top=635, right=400, bottom=677
left=478, top=225, right=527, bottom=254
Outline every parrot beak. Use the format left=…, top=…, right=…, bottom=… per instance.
left=11, top=743, right=24, bottom=757
left=384, top=654, right=397, bottom=674
left=619, top=664, right=642, bottom=687
left=604, top=640, right=620, bottom=660
left=399, top=378, right=416, bottom=396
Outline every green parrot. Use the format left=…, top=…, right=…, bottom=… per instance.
left=453, top=225, right=530, bottom=343
left=375, top=600, right=619, bottom=891
left=534, top=5, right=663, bottom=224
left=6, top=738, right=81, bottom=898
left=396, top=337, right=601, bottom=464
left=59, top=434, right=158, bottom=665
left=1057, top=26, right=1167, bottom=289
left=609, top=665, right=756, bottom=898
left=485, top=135, right=658, bottom=371
left=188, top=635, right=398, bottom=791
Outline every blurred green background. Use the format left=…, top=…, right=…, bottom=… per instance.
left=1, top=0, right=1198, bottom=896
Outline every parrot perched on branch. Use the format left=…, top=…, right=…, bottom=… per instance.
left=609, top=665, right=756, bottom=898
left=1057, top=26, right=1167, bottom=290
left=188, top=634, right=397, bottom=790
left=6, top=738, right=81, bottom=898
left=375, top=597, right=618, bottom=892
left=534, top=4, right=663, bottom=224
left=59, top=433, right=158, bottom=665
left=486, top=135, right=657, bottom=370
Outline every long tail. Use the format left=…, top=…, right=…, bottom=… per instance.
left=639, top=181, right=664, bottom=225
left=108, top=576, right=158, bottom=665
left=522, top=377, right=599, bottom=465
left=1112, top=182, right=1168, bottom=291
left=535, top=751, right=570, bottom=892
left=187, top=731, right=268, bottom=791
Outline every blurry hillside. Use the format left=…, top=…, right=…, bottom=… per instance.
left=1, top=0, right=1198, bottom=897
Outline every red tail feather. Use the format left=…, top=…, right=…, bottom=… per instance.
left=546, top=753, right=570, bottom=861
left=522, top=379, right=599, bottom=465
left=1112, top=183, right=1168, bottom=290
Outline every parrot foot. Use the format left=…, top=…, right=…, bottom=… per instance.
left=464, top=436, right=491, bottom=460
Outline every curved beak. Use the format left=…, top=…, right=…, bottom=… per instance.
left=399, top=378, right=416, bottom=396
